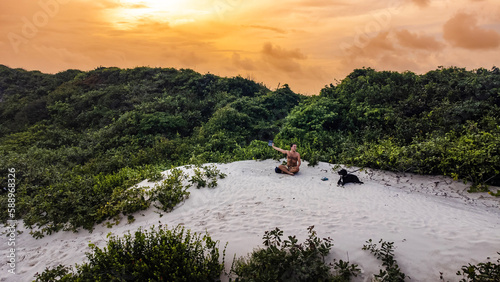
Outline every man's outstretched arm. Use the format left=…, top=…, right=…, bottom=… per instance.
left=271, top=143, right=288, bottom=154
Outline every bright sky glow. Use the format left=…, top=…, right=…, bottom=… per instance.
left=1, top=0, right=499, bottom=94
left=110, top=0, right=211, bottom=28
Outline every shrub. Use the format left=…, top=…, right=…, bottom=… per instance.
left=143, top=164, right=165, bottom=182
left=189, top=164, right=227, bottom=189
left=94, top=185, right=150, bottom=227
left=230, top=226, right=360, bottom=281
left=34, top=225, right=226, bottom=281
left=149, top=167, right=190, bottom=212
left=362, top=239, right=407, bottom=281
left=233, top=140, right=277, bottom=161
left=456, top=253, right=500, bottom=282
left=33, top=264, right=73, bottom=281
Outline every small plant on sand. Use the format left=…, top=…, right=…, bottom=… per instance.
left=456, top=252, right=500, bottom=281
left=334, top=258, right=364, bottom=281
left=149, top=167, right=190, bottom=212
left=94, top=185, right=150, bottom=227
left=34, top=225, right=226, bottom=281
left=33, top=264, right=73, bottom=281
left=189, top=164, right=227, bottom=188
left=140, top=164, right=165, bottom=182
left=363, top=239, right=407, bottom=281
left=230, top=226, right=360, bottom=281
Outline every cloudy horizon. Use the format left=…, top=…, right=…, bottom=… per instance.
left=1, top=0, right=499, bottom=94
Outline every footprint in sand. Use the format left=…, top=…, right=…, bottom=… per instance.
left=196, top=221, right=207, bottom=226
left=216, top=212, right=226, bottom=221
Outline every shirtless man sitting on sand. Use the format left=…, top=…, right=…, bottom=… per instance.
left=272, top=143, right=301, bottom=175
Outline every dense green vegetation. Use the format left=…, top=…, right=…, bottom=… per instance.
left=279, top=67, right=500, bottom=190
left=35, top=226, right=500, bottom=281
left=34, top=225, right=225, bottom=281
left=230, top=226, right=360, bottom=281
left=0, top=65, right=300, bottom=236
left=1, top=65, right=499, bottom=238
left=362, top=239, right=407, bottom=281
left=456, top=252, right=500, bottom=282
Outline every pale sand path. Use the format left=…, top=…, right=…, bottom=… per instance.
left=1, top=160, right=499, bottom=281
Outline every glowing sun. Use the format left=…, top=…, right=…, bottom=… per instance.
left=111, top=0, right=210, bottom=28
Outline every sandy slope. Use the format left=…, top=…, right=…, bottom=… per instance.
left=2, top=160, right=499, bottom=281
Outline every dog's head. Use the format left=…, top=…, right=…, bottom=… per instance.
left=338, top=169, right=347, bottom=176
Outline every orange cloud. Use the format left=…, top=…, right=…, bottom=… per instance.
left=262, top=42, right=307, bottom=60
left=338, top=30, right=447, bottom=77
left=443, top=12, right=500, bottom=49
left=395, top=29, right=445, bottom=50
left=1, top=0, right=499, bottom=95
left=261, top=42, right=307, bottom=73
left=344, top=31, right=395, bottom=60
left=232, top=53, right=257, bottom=71
left=244, top=25, right=287, bottom=34
left=295, top=0, right=343, bottom=7
left=261, top=43, right=306, bottom=74
left=411, top=0, right=430, bottom=7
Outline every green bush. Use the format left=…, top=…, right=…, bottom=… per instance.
left=362, top=239, right=407, bottom=281
left=456, top=253, right=500, bottom=282
left=34, top=225, right=226, bottom=282
left=188, top=164, right=227, bottom=189
left=149, top=168, right=190, bottom=212
left=342, top=126, right=500, bottom=192
left=33, top=264, right=74, bottom=281
left=3, top=65, right=500, bottom=240
left=232, top=140, right=277, bottom=161
left=230, top=226, right=360, bottom=281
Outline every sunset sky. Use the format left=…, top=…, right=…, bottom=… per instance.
left=1, top=0, right=499, bottom=94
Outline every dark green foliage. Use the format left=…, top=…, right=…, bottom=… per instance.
left=0, top=65, right=79, bottom=135
left=188, top=164, right=227, bottom=189
left=230, top=226, right=360, bottom=281
left=279, top=66, right=500, bottom=188
left=342, top=125, right=500, bottom=192
left=0, top=66, right=275, bottom=235
left=334, top=259, right=362, bottom=282
left=363, top=239, right=500, bottom=282
left=456, top=253, right=500, bottom=282
left=149, top=168, right=190, bottom=212
left=1, top=65, right=499, bottom=238
left=199, top=84, right=301, bottom=148
left=33, top=264, right=74, bottom=281
left=1, top=64, right=498, bottom=279
left=34, top=225, right=226, bottom=281
left=362, top=239, right=407, bottom=281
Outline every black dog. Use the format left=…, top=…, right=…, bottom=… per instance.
left=337, top=169, right=363, bottom=186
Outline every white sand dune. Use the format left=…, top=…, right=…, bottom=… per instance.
left=2, top=160, right=500, bottom=281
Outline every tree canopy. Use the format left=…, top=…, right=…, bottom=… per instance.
left=1, top=65, right=499, bottom=236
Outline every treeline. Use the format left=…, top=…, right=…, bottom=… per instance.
left=0, top=65, right=302, bottom=235
left=0, top=65, right=499, bottom=236
left=279, top=67, right=500, bottom=189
